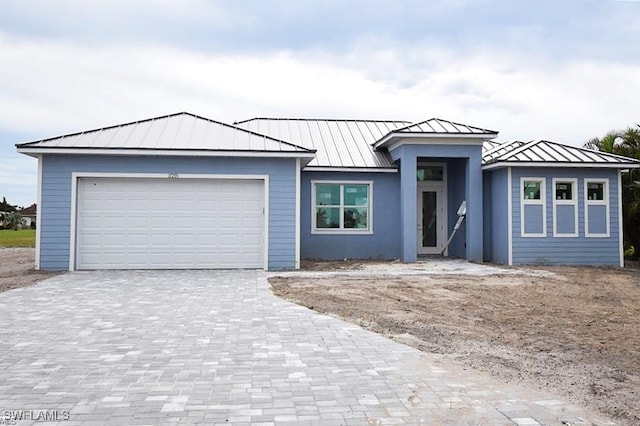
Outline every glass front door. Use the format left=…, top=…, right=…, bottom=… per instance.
left=417, top=187, right=444, bottom=254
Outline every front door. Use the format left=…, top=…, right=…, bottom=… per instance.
left=417, top=186, right=445, bottom=255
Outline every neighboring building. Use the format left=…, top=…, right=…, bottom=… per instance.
left=16, top=112, right=639, bottom=271
left=18, top=204, right=37, bottom=229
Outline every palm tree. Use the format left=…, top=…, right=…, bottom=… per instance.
left=5, top=212, right=23, bottom=231
left=584, top=130, right=622, bottom=153
left=586, top=125, right=640, bottom=259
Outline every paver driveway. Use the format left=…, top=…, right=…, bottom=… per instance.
left=0, top=270, right=613, bottom=425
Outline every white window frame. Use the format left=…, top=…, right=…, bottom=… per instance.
left=584, top=178, right=610, bottom=238
left=552, top=178, right=578, bottom=237
left=311, top=180, right=373, bottom=234
left=520, top=177, right=547, bottom=237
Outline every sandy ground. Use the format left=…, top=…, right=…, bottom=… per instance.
left=270, top=260, right=640, bottom=425
left=0, top=248, right=61, bottom=292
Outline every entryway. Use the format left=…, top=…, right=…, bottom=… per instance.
left=417, top=163, right=447, bottom=255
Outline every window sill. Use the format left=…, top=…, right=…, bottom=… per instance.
left=311, top=229, right=373, bottom=235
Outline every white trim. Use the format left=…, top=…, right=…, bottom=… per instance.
left=385, top=137, right=488, bottom=152
left=584, top=178, right=610, bottom=238
left=507, top=167, right=513, bottom=265
left=311, top=180, right=374, bottom=235
left=69, top=172, right=271, bottom=271
left=17, top=147, right=315, bottom=159
left=552, top=178, right=578, bottom=237
left=375, top=132, right=496, bottom=149
left=303, top=166, right=398, bottom=173
left=35, top=155, right=43, bottom=270
left=416, top=162, right=448, bottom=256
left=520, top=177, right=547, bottom=238
left=263, top=176, right=270, bottom=271
left=483, top=161, right=639, bottom=171
left=618, top=170, right=624, bottom=267
left=295, top=158, right=301, bottom=270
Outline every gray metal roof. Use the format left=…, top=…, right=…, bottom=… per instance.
left=483, top=139, right=640, bottom=169
left=482, top=140, right=526, bottom=163
left=235, top=118, right=409, bottom=169
left=394, top=118, right=498, bottom=135
left=17, top=112, right=314, bottom=155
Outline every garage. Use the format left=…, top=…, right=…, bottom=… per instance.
left=75, top=176, right=265, bottom=270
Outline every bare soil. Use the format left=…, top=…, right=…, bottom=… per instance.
left=270, top=261, right=640, bottom=425
left=0, top=248, right=61, bottom=292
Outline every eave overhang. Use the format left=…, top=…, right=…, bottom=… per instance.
left=373, top=132, right=498, bottom=151
left=16, top=146, right=317, bottom=165
left=482, top=161, right=640, bottom=171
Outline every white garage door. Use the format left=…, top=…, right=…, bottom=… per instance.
left=76, top=177, right=265, bottom=269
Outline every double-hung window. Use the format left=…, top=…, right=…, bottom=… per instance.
left=552, top=178, right=578, bottom=237
left=312, top=181, right=372, bottom=233
left=521, top=178, right=546, bottom=237
left=584, top=179, right=609, bottom=237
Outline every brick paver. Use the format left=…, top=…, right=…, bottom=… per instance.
left=0, top=270, right=615, bottom=425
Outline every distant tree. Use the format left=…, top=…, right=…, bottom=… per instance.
left=5, top=211, right=22, bottom=231
left=585, top=124, right=640, bottom=259
left=0, top=197, right=17, bottom=213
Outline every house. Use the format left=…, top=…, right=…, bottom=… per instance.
left=16, top=112, right=639, bottom=271
left=18, top=204, right=37, bottom=229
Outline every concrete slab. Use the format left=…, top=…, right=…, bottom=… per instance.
left=269, top=258, right=556, bottom=279
left=0, top=270, right=611, bottom=425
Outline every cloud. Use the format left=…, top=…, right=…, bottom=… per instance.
left=1, top=30, right=639, bottom=141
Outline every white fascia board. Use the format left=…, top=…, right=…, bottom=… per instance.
left=16, top=147, right=316, bottom=159
left=482, top=161, right=640, bottom=171
left=303, top=167, right=398, bottom=173
left=374, top=132, right=496, bottom=149
left=386, top=138, right=487, bottom=152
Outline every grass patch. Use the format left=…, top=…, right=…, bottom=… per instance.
left=0, top=229, right=36, bottom=247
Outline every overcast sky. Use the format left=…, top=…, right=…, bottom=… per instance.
left=1, top=0, right=639, bottom=207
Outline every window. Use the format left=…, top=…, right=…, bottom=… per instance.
left=584, top=179, right=609, bottom=237
left=521, top=178, right=546, bottom=237
left=417, top=165, right=444, bottom=181
left=312, top=181, right=372, bottom=233
left=552, top=179, right=578, bottom=237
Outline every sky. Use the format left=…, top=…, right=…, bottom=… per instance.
left=1, top=0, right=639, bottom=207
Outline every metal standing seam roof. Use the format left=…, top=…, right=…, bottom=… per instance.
left=482, top=139, right=640, bottom=168
left=16, top=112, right=315, bottom=155
left=373, top=118, right=499, bottom=150
left=234, top=118, right=410, bottom=169
left=482, top=140, right=526, bottom=163
left=394, top=118, right=499, bottom=135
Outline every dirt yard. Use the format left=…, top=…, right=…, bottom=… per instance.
left=270, top=260, right=640, bottom=425
left=0, top=248, right=61, bottom=292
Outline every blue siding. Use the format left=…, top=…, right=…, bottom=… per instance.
left=445, top=159, right=467, bottom=258
left=300, top=171, right=401, bottom=260
left=511, top=167, right=620, bottom=265
left=483, top=169, right=509, bottom=264
left=39, top=155, right=298, bottom=271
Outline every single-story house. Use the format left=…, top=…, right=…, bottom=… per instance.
left=16, top=112, right=639, bottom=271
left=18, top=204, right=37, bottom=228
